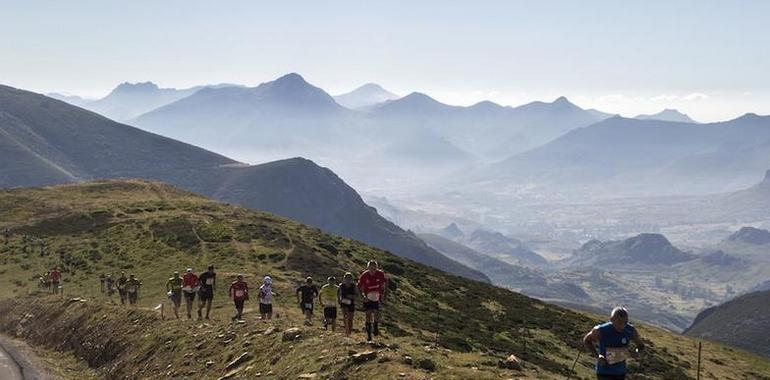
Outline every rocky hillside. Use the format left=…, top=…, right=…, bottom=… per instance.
left=566, top=233, right=694, bottom=267
left=728, top=226, right=770, bottom=245
left=1, top=181, right=766, bottom=379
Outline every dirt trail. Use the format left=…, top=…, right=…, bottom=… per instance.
left=0, top=343, right=23, bottom=380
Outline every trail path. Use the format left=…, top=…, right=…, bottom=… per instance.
left=0, top=343, right=23, bottom=380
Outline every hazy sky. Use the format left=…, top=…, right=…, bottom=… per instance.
left=1, top=0, right=768, bottom=121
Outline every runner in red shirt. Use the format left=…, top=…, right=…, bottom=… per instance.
left=229, top=274, right=249, bottom=321
left=50, top=267, right=62, bottom=295
left=358, top=260, right=388, bottom=342
left=182, top=268, right=199, bottom=319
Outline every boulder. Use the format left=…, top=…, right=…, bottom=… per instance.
left=498, top=354, right=522, bottom=370
left=351, top=350, right=378, bottom=364
left=225, top=352, right=252, bottom=371
left=282, top=327, right=302, bottom=342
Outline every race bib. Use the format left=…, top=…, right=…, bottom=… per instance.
left=341, top=299, right=352, bottom=305
left=304, top=303, right=313, bottom=309
left=234, top=290, right=244, bottom=298
left=366, top=291, right=380, bottom=301
left=606, top=347, right=629, bottom=365
left=127, top=287, right=136, bottom=293
left=206, top=278, right=214, bottom=285
left=182, top=286, right=193, bottom=293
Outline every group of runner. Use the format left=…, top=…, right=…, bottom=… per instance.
left=224, top=260, right=388, bottom=342
left=37, top=267, right=62, bottom=294
left=100, top=272, right=143, bottom=306
left=165, top=265, right=217, bottom=319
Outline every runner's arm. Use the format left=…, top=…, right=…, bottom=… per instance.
left=583, top=327, right=602, bottom=359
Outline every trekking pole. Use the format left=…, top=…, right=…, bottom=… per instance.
left=634, top=350, right=646, bottom=380
left=565, top=350, right=581, bottom=380
left=696, top=341, right=702, bottom=380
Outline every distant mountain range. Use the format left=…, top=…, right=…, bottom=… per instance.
left=0, top=83, right=489, bottom=283
left=634, top=108, right=696, bottom=123
left=333, top=83, right=399, bottom=110
left=367, top=93, right=612, bottom=161
left=482, top=114, right=770, bottom=196
left=50, top=82, right=241, bottom=122
left=685, top=290, right=770, bottom=357
left=118, top=73, right=612, bottom=168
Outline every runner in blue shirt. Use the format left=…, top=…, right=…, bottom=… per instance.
left=583, top=307, right=645, bottom=380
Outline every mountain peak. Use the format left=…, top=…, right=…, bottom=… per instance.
left=470, top=100, right=504, bottom=111
left=270, top=73, right=310, bottom=88
left=111, top=81, right=160, bottom=94
left=635, top=108, right=696, bottom=123
left=358, top=83, right=386, bottom=91
left=553, top=96, right=571, bottom=104
left=333, top=83, right=399, bottom=109
left=439, top=222, right=464, bottom=239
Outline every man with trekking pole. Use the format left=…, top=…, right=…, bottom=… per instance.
left=583, top=307, right=645, bottom=380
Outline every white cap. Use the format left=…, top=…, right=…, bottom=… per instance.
left=186, top=268, right=193, bottom=273
left=264, top=276, right=272, bottom=285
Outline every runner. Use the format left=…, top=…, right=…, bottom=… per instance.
left=197, top=265, right=216, bottom=320
left=3, top=227, right=10, bottom=245
left=116, top=272, right=128, bottom=305
left=50, top=267, right=62, bottom=295
left=229, top=274, right=249, bottom=321
left=182, top=268, right=199, bottom=319
left=583, top=307, right=645, bottom=380
left=296, top=277, right=319, bottom=326
left=358, top=260, right=387, bottom=342
left=258, top=276, right=275, bottom=321
left=125, top=274, right=141, bottom=306
left=338, top=272, right=357, bottom=337
left=43, top=271, right=50, bottom=291
left=105, top=274, right=115, bottom=298
left=166, top=271, right=183, bottom=319
left=319, top=276, right=339, bottom=331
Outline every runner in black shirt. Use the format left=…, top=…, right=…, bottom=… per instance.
left=197, top=265, right=216, bottom=320
left=296, top=277, right=319, bottom=326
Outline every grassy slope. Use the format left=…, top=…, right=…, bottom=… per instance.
left=0, top=180, right=766, bottom=379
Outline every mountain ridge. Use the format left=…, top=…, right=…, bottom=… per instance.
left=0, top=83, right=488, bottom=282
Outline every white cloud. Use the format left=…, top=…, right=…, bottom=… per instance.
left=683, top=92, right=709, bottom=101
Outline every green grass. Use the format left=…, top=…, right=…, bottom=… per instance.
left=0, top=180, right=768, bottom=379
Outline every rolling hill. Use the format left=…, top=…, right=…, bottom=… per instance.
left=0, top=180, right=767, bottom=379
left=0, top=83, right=487, bottom=282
